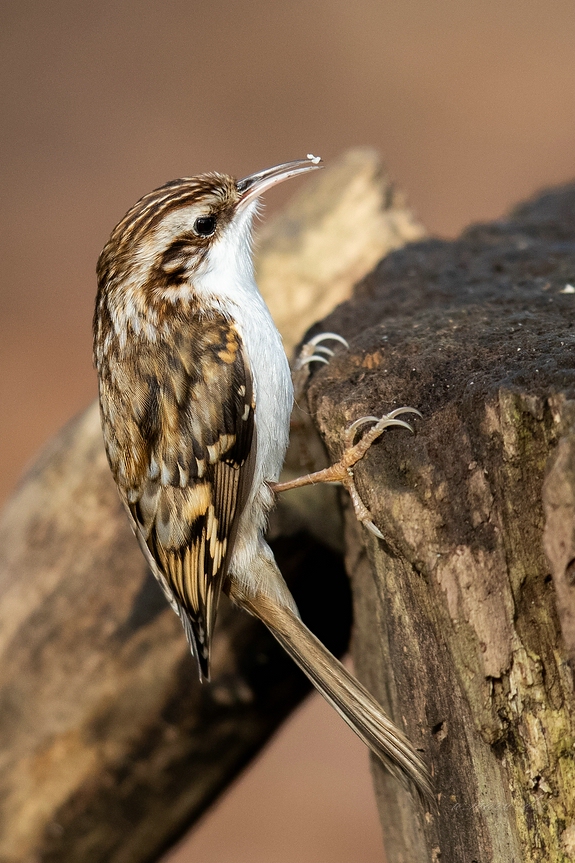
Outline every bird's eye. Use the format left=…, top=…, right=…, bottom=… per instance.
left=194, top=215, right=217, bottom=237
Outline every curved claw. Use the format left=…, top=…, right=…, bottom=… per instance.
left=343, top=417, right=379, bottom=449
left=344, top=415, right=379, bottom=447
left=346, top=474, right=385, bottom=538
left=363, top=520, right=384, bottom=540
left=385, top=418, right=414, bottom=433
left=344, top=413, right=414, bottom=448
left=312, top=345, right=335, bottom=357
left=346, top=415, right=381, bottom=432
left=299, top=354, right=329, bottom=367
left=388, top=406, right=423, bottom=420
left=308, top=332, right=349, bottom=349
left=296, top=333, right=348, bottom=374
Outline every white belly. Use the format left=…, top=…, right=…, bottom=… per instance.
left=237, top=291, right=293, bottom=484
left=191, top=204, right=293, bottom=582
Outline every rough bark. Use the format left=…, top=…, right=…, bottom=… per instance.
left=306, top=183, right=575, bottom=862
left=0, top=149, right=424, bottom=863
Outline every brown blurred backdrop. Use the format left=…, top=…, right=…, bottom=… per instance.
left=0, top=2, right=573, bottom=861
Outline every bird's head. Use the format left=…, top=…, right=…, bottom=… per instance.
left=96, top=156, right=322, bottom=317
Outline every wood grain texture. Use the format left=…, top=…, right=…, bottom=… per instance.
left=306, top=183, right=575, bottom=862
left=0, top=149, right=422, bottom=863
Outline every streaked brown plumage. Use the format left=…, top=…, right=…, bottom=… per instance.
left=95, top=174, right=256, bottom=677
left=94, top=158, right=432, bottom=800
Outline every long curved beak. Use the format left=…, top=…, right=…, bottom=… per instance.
left=236, top=155, right=322, bottom=210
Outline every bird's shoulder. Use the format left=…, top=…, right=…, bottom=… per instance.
left=99, top=308, right=255, bottom=497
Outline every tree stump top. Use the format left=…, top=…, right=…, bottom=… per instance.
left=314, top=181, right=575, bottom=407
left=305, top=182, right=575, bottom=863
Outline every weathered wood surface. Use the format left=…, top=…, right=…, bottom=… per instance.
left=306, top=183, right=575, bottom=862
left=0, top=149, right=425, bottom=863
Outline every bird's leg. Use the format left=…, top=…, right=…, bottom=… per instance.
left=272, top=408, right=421, bottom=539
left=284, top=331, right=420, bottom=538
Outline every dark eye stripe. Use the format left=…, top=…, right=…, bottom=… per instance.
left=194, top=216, right=217, bottom=237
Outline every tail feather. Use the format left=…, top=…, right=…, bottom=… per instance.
left=235, top=587, right=433, bottom=802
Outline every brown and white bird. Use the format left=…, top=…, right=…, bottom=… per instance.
left=94, top=156, right=431, bottom=798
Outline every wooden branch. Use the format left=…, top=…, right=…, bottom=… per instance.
left=0, top=149, right=424, bottom=863
left=306, top=183, right=575, bottom=862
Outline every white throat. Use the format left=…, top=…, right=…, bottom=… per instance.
left=194, top=202, right=259, bottom=311
left=194, top=201, right=294, bottom=488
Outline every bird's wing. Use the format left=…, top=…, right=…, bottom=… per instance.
left=100, top=312, right=255, bottom=679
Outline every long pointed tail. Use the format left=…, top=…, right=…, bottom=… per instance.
left=231, top=580, right=433, bottom=802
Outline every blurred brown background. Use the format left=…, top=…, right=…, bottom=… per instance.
left=0, top=2, right=573, bottom=861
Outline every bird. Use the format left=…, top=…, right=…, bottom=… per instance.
left=93, top=156, right=432, bottom=799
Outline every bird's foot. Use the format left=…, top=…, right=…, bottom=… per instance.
left=292, top=332, right=348, bottom=400
left=295, top=331, right=349, bottom=370
left=272, top=407, right=421, bottom=538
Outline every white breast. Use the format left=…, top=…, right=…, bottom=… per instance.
left=233, top=290, right=293, bottom=484
left=192, top=204, right=294, bottom=592
left=193, top=203, right=293, bottom=494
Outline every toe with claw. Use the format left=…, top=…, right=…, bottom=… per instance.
left=293, top=332, right=349, bottom=400
left=340, top=408, right=421, bottom=537
left=295, top=332, right=349, bottom=370
left=273, top=406, right=421, bottom=539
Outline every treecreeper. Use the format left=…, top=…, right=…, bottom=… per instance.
left=93, top=156, right=432, bottom=798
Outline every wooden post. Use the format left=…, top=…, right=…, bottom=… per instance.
left=306, top=183, right=575, bottom=862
